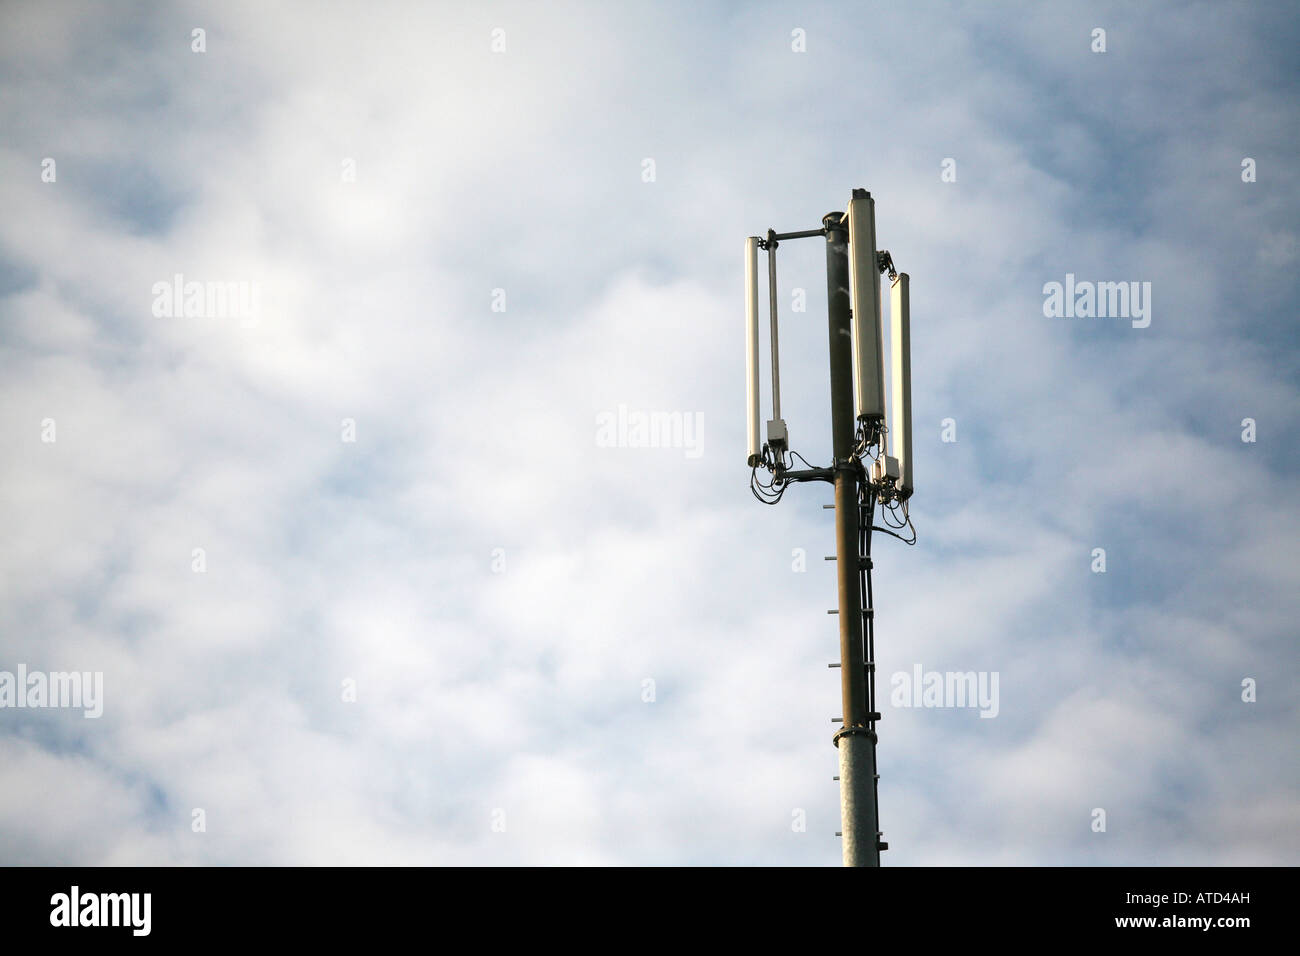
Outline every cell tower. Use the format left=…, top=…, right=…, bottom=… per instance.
left=745, top=188, right=915, bottom=867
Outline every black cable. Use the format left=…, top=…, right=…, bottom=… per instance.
left=787, top=449, right=819, bottom=470
left=871, top=524, right=916, bottom=545
left=879, top=501, right=906, bottom=529
left=858, top=482, right=882, bottom=855
left=749, top=463, right=786, bottom=505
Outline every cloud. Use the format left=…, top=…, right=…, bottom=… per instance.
left=0, top=0, right=1296, bottom=865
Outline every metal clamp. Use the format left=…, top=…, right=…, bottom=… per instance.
left=877, top=249, right=897, bottom=280
left=832, top=726, right=878, bottom=748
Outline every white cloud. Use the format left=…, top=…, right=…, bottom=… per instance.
left=0, top=0, right=1295, bottom=865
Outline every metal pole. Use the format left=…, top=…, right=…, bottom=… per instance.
left=767, top=229, right=781, bottom=421
left=824, top=211, right=880, bottom=867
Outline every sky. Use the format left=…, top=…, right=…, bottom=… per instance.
left=0, top=0, right=1296, bottom=865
